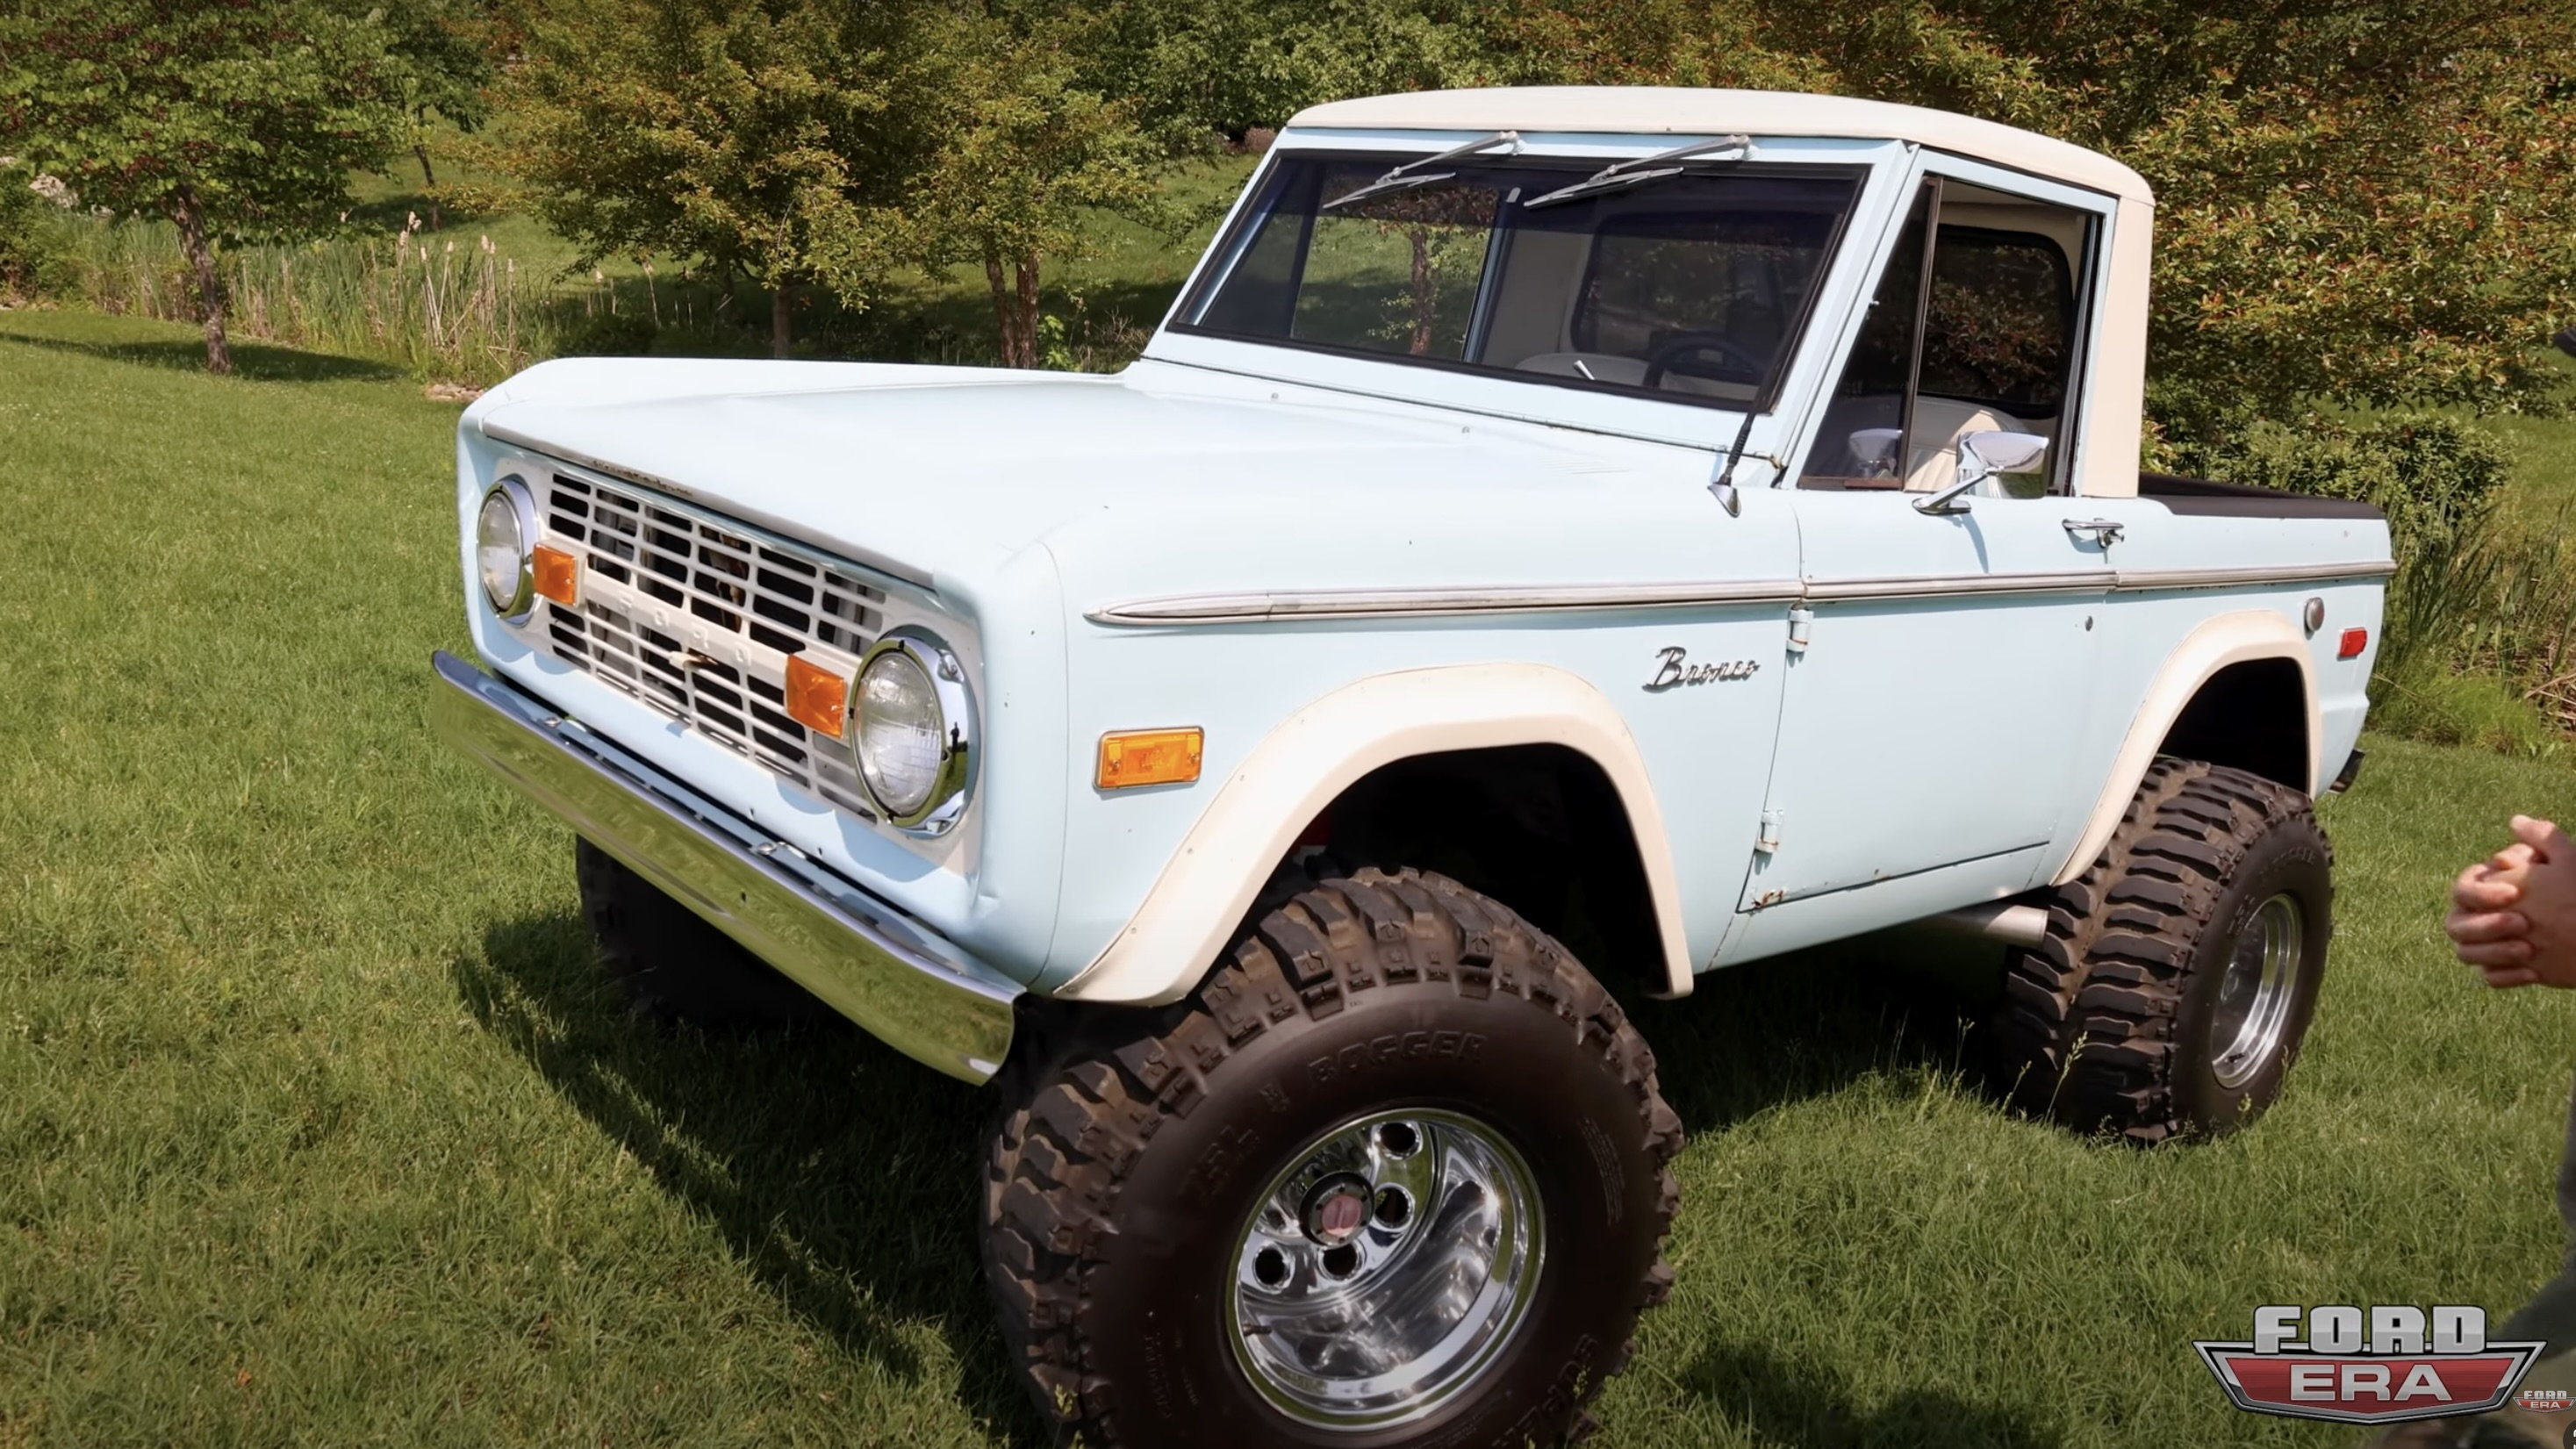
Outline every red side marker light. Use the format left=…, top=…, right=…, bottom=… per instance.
left=2338, top=627, right=2370, bottom=660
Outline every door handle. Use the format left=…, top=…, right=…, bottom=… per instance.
left=2062, top=518, right=2125, bottom=546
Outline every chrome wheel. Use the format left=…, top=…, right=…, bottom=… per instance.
left=1226, top=1108, right=1543, bottom=1431
left=2210, top=893, right=2302, bottom=1087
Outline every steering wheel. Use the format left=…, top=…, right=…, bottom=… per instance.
left=1640, top=331, right=1769, bottom=390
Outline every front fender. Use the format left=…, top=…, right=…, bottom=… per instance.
left=1053, top=663, right=1693, bottom=1005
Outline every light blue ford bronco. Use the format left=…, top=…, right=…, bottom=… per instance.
left=433, top=87, right=2391, bottom=1447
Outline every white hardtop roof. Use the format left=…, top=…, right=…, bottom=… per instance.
left=1286, top=87, right=2152, bottom=206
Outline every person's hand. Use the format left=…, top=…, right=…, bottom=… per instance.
left=2446, top=816, right=2576, bottom=989
left=2450, top=843, right=2537, bottom=986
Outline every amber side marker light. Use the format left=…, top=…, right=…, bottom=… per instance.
left=2338, top=627, right=2371, bottom=660
left=1098, top=728, right=1203, bottom=790
left=531, top=545, right=580, bottom=607
left=785, top=655, right=850, bottom=739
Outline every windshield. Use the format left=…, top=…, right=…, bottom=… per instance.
left=1178, top=152, right=1862, bottom=410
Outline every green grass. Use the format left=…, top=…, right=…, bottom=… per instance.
left=2490, top=351, right=2576, bottom=519
left=9, top=305, right=2576, bottom=1447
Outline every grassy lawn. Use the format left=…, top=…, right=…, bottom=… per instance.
left=6, top=304, right=2576, bottom=1448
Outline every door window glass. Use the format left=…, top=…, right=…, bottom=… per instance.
left=1800, top=186, right=1931, bottom=489
left=1802, top=180, right=2090, bottom=495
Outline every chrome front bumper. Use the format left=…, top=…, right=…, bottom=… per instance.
left=428, top=650, right=1018, bottom=1083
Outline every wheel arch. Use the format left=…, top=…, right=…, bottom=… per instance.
left=2052, top=609, right=2319, bottom=887
left=1054, top=664, right=1693, bottom=1005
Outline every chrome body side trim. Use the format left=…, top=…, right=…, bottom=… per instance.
left=429, top=650, right=1018, bottom=1083
left=2112, top=560, right=2399, bottom=592
left=1089, top=561, right=2392, bottom=626
left=1804, top=570, right=2113, bottom=601
left=1088, top=580, right=1807, bottom=625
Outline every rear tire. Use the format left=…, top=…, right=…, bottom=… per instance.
left=1991, top=758, right=2333, bottom=1142
left=572, top=839, right=833, bottom=1029
left=983, top=868, right=1681, bottom=1448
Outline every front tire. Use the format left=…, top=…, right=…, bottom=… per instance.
left=573, top=839, right=833, bottom=1029
left=1991, top=758, right=2333, bottom=1142
left=984, top=868, right=1681, bottom=1447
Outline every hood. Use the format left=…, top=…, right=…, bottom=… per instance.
left=475, top=357, right=1641, bottom=575
left=467, top=355, right=1726, bottom=615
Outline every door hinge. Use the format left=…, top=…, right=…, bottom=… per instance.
left=1756, top=807, right=1783, bottom=855
left=1786, top=605, right=1813, bottom=655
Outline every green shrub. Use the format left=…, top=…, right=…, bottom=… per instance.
left=2174, top=413, right=2510, bottom=568
left=0, top=161, right=75, bottom=302
left=555, top=308, right=657, bottom=357
left=2368, top=498, right=2576, bottom=755
left=2370, top=662, right=2561, bottom=758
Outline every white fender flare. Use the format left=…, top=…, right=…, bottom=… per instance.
left=2051, top=609, right=2320, bottom=886
left=1056, top=664, right=1694, bottom=1005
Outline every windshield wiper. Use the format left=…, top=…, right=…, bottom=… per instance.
left=1320, top=131, right=1522, bottom=211
left=1519, top=134, right=1753, bottom=210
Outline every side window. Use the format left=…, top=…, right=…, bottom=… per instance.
left=1799, top=184, right=1931, bottom=489
left=1801, top=177, right=2092, bottom=495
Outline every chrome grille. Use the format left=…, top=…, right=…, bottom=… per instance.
left=532, top=470, right=885, bottom=818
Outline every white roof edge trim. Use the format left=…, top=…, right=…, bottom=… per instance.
left=1283, top=87, right=2152, bottom=206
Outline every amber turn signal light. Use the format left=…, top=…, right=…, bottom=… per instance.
left=531, top=545, right=580, bottom=607
left=2337, top=627, right=2370, bottom=660
left=1098, top=728, right=1202, bottom=790
left=785, top=655, right=850, bottom=739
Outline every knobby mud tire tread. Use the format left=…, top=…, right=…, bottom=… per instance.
left=982, top=867, right=1682, bottom=1447
left=1993, top=757, right=2330, bottom=1144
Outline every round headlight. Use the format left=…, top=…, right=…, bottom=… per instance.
left=477, top=478, right=537, bottom=620
left=851, top=633, right=973, bottom=830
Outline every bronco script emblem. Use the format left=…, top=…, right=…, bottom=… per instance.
left=1647, top=647, right=1761, bottom=691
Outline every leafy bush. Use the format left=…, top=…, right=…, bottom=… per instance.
left=2371, top=499, right=2576, bottom=755
left=2175, top=413, right=2510, bottom=566
left=555, top=308, right=657, bottom=357
left=2371, top=664, right=2562, bottom=759
left=0, top=161, right=74, bottom=301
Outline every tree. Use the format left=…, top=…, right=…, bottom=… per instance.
left=1080, top=0, right=1494, bottom=147
left=384, top=0, right=498, bottom=228
left=0, top=0, right=412, bottom=372
left=1478, top=0, right=2576, bottom=444
left=490, top=0, right=933, bottom=357
left=912, top=12, right=1163, bottom=367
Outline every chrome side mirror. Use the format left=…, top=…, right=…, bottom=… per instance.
left=1914, top=430, right=2050, bottom=515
